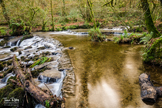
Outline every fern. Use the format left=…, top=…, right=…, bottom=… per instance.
left=39, top=57, right=48, bottom=65
left=140, top=32, right=153, bottom=44
left=30, top=57, right=50, bottom=68
left=30, top=59, right=41, bottom=68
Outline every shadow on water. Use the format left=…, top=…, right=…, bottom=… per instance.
left=34, top=32, right=162, bottom=108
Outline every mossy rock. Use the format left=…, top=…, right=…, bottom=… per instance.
left=21, top=56, right=25, bottom=61
left=42, top=51, right=50, bottom=56
left=24, top=46, right=32, bottom=50
left=1, top=60, right=12, bottom=66
left=37, top=46, right=46, bottom=50
left=10, top=47, right=18, bottom=52
left=3, top=46, right=10, bottom=48
left=0, top=40, right=7, bottom=46
left=31, top=67, right=47, bottom=78
left=33, top=55, right=39, bottom=61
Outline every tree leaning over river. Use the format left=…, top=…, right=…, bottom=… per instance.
left=140, top=0, right=161, bottom=38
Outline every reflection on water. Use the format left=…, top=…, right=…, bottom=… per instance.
left=34, top=32, right=162, bottom=108
left=88, top=80, right=120, bottom=108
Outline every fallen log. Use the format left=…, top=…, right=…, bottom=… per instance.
left=139, top=73, right=162, bottom=104
left=13, top=55, right=62, bottom=107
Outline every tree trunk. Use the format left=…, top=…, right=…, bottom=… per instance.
left=140, top=0, right=161, bottom=38
left=51, top=0, right=54, bottom=31
left=87, top=0, right=96, bottom=28
left=139, top=73, right=162, bottom=104
left=13, top=55, right=62, bottom=107
left=0, top=0, right=10, bottom=24
left=62, top=0, right=66, bottom=16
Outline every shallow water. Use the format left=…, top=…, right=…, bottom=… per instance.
left=33, top=31, right=162, bottom=108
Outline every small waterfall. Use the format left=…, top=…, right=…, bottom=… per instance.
left=38, top=70, right=66, bottom=97
left=3, top=43, right=6, bottom=47
left=0, top=73, right=15, bottom=89
left=9, top=42, right=12, bottom=46
left=16, top=40, right=20, bottom=46
left=1, top=73, right=15, bottom=83
left=38, top=75, right=57, bottom=83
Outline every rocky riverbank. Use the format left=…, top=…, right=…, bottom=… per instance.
left=0, top=34, right=75, bottom=107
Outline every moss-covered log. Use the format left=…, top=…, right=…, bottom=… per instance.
left=13, top=55, right=63, bottom=107
left=140, top=0, right=161, bottom=38
left=139, top=73, right=162, bottom=104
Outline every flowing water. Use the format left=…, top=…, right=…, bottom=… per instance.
left=34, top=30, right=162, bottom=108
left=0, top=29, right=162, bottom=108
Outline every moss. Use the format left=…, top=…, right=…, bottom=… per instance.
left=141, top=0, right=161, bottom=38
left=7, top=76, right=16, bottom=84
left=0, top=40, right=7, bottom=46
left=33, top=55, right=39, bottom=61
left=0, top=84, right=14, bottom=107
left=10, top=47, right=18, bottom=52
left=3, top=46, right=10, bottom=48
left=24, top=46, right=32, bottom=50
left=31, top=67, right=47, bottom=78
left=37, top=46, right=46, bottom=50
left=21, top=56, right=25, bottom=61
left=42, top=51, right=50, bottom=56
left=142, top=37, right=162, bottom=64
left=7, top=87, right=25, bottom=107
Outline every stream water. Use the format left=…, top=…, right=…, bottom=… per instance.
left=39, top=30, right=162, bottom=108
left=0, top=29, right=162, bottom=108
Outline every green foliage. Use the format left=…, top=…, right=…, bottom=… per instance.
left=9, top=19, right=29, bottom=35
left=88, top=27, right=105, bottom=42
left=120, top=35, right=124, bottom=40
left=0, top=29, right=6, bottom=36
left=45, top=100, right=50, bottom=108
left=140, top=32, right=153, bottom=44
left=142, top=37, right=162, bottom=63
left=113, top=37, right=120, bottom=43
left=62, top=26, right=67, bottom=30
left=56, top=28, right=62, bottom=31
left=123, top=30, right=129, bottom=38
left=30, top=57, right=51, bottom=68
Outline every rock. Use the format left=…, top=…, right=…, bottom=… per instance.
left=69, top=47, right=73, bottom=49
left=50, top=56, right=60, bottom=61
left=18, top=51, right=22, bottom=55
left=38, top=69, right=62, bottom=83
left=10, top=47, right=18, bottom=52
left=34, top=61, right=58, bottom=70
left=3, top=46, right=10, bottom=48
left=40, top=69, right=61, bottom=79
left=37, top=46, right=46, bottom=50
left=0, top=63, right=4, bottom=71
left=24, top=46, right=32, bottom=50
left=52, top=52, right=58, bottom=55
